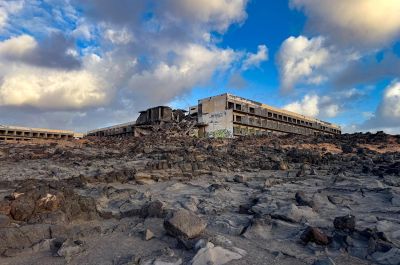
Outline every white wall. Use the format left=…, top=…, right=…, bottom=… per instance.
left=200, top=109, right=233, bottom=138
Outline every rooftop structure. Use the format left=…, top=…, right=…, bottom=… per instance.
left=0, top=125, right=78, bottom=142
left=197, top=93, right=341, bottom=137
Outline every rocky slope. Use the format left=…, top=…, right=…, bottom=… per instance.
left=0, top=131, right=399, bottom=265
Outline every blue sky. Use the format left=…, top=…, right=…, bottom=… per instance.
left=0, top=0, right=400, bottom=133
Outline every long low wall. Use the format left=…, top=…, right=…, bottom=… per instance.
left=0, top=125, right=75, bottom=141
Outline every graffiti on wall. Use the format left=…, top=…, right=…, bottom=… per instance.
left=206, top=129, right=232, bottom=138
left=201, top=109, right=234, bottom=138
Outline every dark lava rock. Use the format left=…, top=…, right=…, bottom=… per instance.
left=141, top=200, right=166, bottom=218
left=164, top=209, right=206, bottom=240
left=341, top=145, right=354, bottom=154
left=295, top=191, right=314, bottom=208
left=334, top=215, right=356, bottom=232
left=300, top=226, right=330, bottom=245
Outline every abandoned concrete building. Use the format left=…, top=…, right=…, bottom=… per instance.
left=0, top=125, right=78, bottom=142
left=87, top=93, right=341, bottom=139
left=87, top=106, right=187, bottom=137
left=196, top=93, right=341, bottom=137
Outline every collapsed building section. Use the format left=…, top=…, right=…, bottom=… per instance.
left=197, top=94, right=341, bottom=137
left=87, top=106, right=188, bottom=137
left=0, top=125, right=79, bottom=142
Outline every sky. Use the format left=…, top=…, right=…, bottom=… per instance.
left=0, top=0, right=400, bottom=134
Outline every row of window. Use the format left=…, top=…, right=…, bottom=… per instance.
left=228, top=101, right=340, bottom=133
left=233, top=125, right=330, bottom=136
left=233, top=114, right=341, bottom=134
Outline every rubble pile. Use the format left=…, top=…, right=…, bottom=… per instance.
left=0, top=131, right=399, bottom=265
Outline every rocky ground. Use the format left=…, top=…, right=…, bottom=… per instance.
left=0, top=130, right=399, bottom=265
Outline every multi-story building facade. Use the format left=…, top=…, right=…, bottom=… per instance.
left=0, top=125, right=78, bottom=141
left=197, top=93, right=341, bottom=137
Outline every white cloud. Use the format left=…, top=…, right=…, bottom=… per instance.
left=104, top=27, right=134, bottom=45
left=0, top=0, right=255, bottom=131
left=277, top=36, right=330, bottom=91
left=290, top=0, right=400, bottom=48
left=0, top=36, right=110, bottom=110
left=283, top=94, right=339, bottom=118
left=0, top=0, right=24, bottom=30
left=0, top=34, right=37, bottom=60
left=128, top=44, right=236, bottom=103
left=352, top=81, right=400, bottom=133
left=163, top=0, right=248, bottom=32
left=242, top=44, right=268, bottom=70
left=284, top=94, right=320, bottom=117
left=379, top=81, right=400, bottom=120
left=72, top=23, right=92, bottom=40
left=0, top=67, right=107, bottom=109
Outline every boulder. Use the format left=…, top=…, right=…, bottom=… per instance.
left=341, top=145, right=353, bottom=154
left=190, top=242, right=245, bottom=265
left=334, top=215, right=355, bottom=232
left=300, top=227, right=330, bottom=245
left=271, top=203, right=316, bottom=223
left=233, top=174, right=247, bottom=183
left=10, top=196, right=35, bottom=221
left=142, top=200, right=166, bottom=218
left=164, top=209, right=206, bottom=240
left=57, top=239, right=84, bottom=262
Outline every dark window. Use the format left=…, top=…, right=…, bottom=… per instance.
left=249, top=107, right=255, bottom=113
left=235, top=104, right=242, bottom=111
left=268, top=112, right=272, bottom=117
left=288, top=117, right=292, bottom=122
left=278, top=115, right=282, bottom=120
left=273, top=113, right=277, bottom=118
left=228, top=102, right=234, bottom=109
left=235, top=115, right=242, bottom=122
left=283, top=116, right=288, bottom=121
left=198, top=104, right=203, bottom=115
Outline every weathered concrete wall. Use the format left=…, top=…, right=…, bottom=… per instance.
left=199, top=94, right=227, bottom=115
left=199, top=109, right=234, bottom=138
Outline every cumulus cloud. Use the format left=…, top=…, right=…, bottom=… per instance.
left=0, top=33, right=81, bottom=70
left=0, top=68, right=107, bottom=109
left=283, top=94, right=340, bottom=118
left=0, top=51, right=108, bottom=110
left=161, top=0, right=248, bottom=32
left=290, top=0, right=400, bottom=49
left=344, top=81, right=400, bottom=133
left=277, top=36, right=330, bottom=91
left=363, top=81, right=400, bottom=127
left=242, top=44, right=268, bottom=70
left=128, top=44, right=236, bottom=104
left=0, top=0, right=255, bottom=130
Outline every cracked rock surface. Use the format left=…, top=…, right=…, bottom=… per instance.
left=0, top=131, right=399, bottom=264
